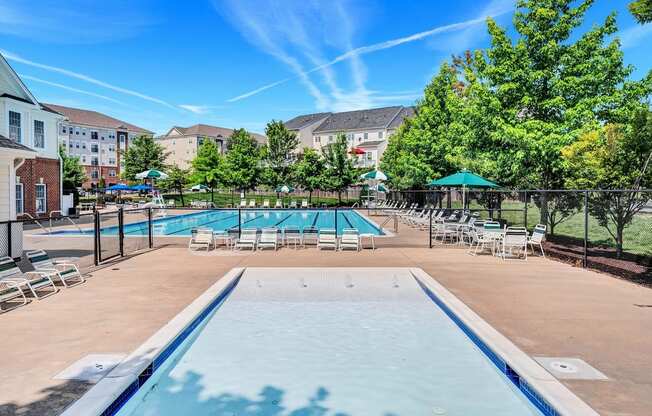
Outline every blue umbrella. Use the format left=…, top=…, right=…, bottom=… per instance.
left=107, top=183, right=131, bottom=191
left=131, top=184, right=152, bottom=191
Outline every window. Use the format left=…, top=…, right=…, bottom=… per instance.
left=35, top=184, right=47, bottom=213
left=75, top=141, right=80, bottom=149
left=363, top=132, right=368, bottom=141
left=69, top=141, right=73, bottom=148
left=15, top=184, right=23, bottom=214
left=108, top=158, right=116, bottom=165
left=33, top=120, right=45, bottom=148
left=9, top=111, right=21, bottom=142
left=91, top=170, right=99, bottom=179
left=91, top=157, right=99, bottom=166
left=61, top=126, right=67, bottom=134
left=347, top=133, right=353, bottom=141
left=378, top=131, right=383, bottom=139
left=119, top=134, right=125, bottom=143
left=75, top=128, right=80, bottom=135
left=315, top=136, right=321, bottom=143
left=91, top=143, right=99, bottom=153
left=328, top=135, right=333, bottom=142
left=82, top=129, right=86, bottom=136
left=108, top=144, right=115, bottom=152
left=91, top=131, right=98, bottom=140
left=81, top=155, right=87, bottom=163
left=366, top=152, right=373, bottom=161
left=109, top=170, right=116, bottom=177
left=82, top=142, right=87, bottom=150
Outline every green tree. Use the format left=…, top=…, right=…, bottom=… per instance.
left=293, top=148, right=324, bottom=203
left=59, top=145, right=87, bottom=207
left=123, top=136, right=169, bottom=181
left=190, top=140, right=224, bottom=203
left=161, top=165, right=190, bottom=206
left=263, top=120, right=299, bottom=189
left=321, top=133, right=356, bottom=205
left=223, top=128, right=261, bottom=194
left=629, top=0, right=652, bottom=23
left=563, top=111, right=652, bottom=257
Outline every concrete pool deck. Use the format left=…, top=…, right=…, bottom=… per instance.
left=1, top=230, right=652, bottom=415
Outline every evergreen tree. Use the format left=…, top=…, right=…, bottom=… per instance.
left=321, top=133, right=356, bottom=205
left=123, top=136, right=169, bottom=181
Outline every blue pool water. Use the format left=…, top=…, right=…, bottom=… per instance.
left=114, top=270, right=544, bottom=416
left=53, top=209, right=383, bottom=236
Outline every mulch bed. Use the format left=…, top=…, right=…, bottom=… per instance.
left=544, top=235, right=652, bottom=287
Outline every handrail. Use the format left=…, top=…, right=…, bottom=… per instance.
left=49, top=210, right=84, bottom=234
left=379, top=213, right=398, bottom=232
left=21, top=213, right=50, bottom=234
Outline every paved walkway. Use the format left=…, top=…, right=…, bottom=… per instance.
left=2, top=229, right=651, bottom=415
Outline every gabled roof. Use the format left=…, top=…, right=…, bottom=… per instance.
left=387, top=106, right=415, bottom=129
left=42, top=103, right=153, bottom=134
left=0, top=134, right=35, bottom=152
left=162, top=124, right=267, bottom=144
left=313, top=106, right=406, bottom=133
left=0, top=53, right=38, bottom=105
left=284, top=112, right=332, bottom=130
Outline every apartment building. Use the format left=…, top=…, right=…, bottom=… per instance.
left=285, top=106, right=415, bottom=168
left=46, top=104, right=153, bottom=189
left=0, top=53, right=65, bottom=223
left=158, top=124, right=267, bottom=169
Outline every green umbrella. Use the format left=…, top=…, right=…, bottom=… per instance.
left=371, top=183, right=389, bottom=193
left=360, top=169, right=388, bottom=181
left=135, top=169, right=169, bottom=180
left=427, top=169, right=499, bottom=209
left=276, top=185, right=294, bottom=193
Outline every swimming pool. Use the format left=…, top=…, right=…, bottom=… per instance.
left=52, top=209, right=383, bottom=236
left=62, top=268, right=597, bottom=416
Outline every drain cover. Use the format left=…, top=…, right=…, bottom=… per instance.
left=53, top=354, right=126, bottom=383
left=534, top=357, right=608, bottom=380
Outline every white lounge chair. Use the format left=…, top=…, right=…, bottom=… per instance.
left=262, top=199, right=270, bottom=208
left=26, top=250, right=85, bottom=287
left=501, top=227, right=528, bottom=260
left=274, top=199, right=283, bottom=208
left=470, top=221, right=503, bottom=255
left=0, top=256, right=58, bottom=299
left=317, top=229, right=338, bottom=250
left=339, top=228, right=360, bottom=251
left=188, top=228, right=214, bottom=251
left=234, top=228, right=257, bottom=250
left=257, top=228, right=279, bottom=250
left=283, top=226, right=302, bottom=248
left=528, top=224, right=547, bottom=257
left=239, top=199, right=247, bottom=208
left=302, top=226, right=319, bottom=246
left=301, top=199, right=309, bottom=208
left=248, top=199, right=256, bottom=208
left=289, top=200, right=298, bottom=209
left=0, top=279, right=27, bottom=312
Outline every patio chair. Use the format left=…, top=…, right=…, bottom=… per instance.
left=188, top=228, right=214, bottom=251
left=340, top=228, right=360, bottom=251
left=234, top=228, right=257, bottom=251
left=274, top=199, right=283, bottom=208
left=0, top=256, right=58, bottom=299
left=248, top=199, right=256, bottom=208
left=500, top=227, right=528, bottom=260
left=317, top=229, right=338, bottom=250
left=283, top=226, right=302, bottom=248
left=528, top=224, right=547, bottom=257
left=262, top=199, right=270, bottom=208
left=302, top=226, right=319, bottom=246
left=257, top=228, right=279, bottom=251
left=0, top=279, right=27, bottom=312
left=239, top=199, right=247, bottom=208
left=289, top=200, right=298, bottom=209
left=301, top=199, right=309, bottom=208
left=25, top=250, right=85, bottom=287
left=469, top=221, right=502, bottom=256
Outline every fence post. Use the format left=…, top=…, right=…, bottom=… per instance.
left=148, top=207, right=153, bottom=249
left=429, top=209, right=433, bottom=248
left=335, top=207, right=338, bottom=235
left=583, top=191, right=589, bottom=268
left=118, top=208, right=124, bottom=257
left=523, top=190, right=528, bottom=229
left=6, top=222, right=12, bottom=259
left=93, top=211, right=100, bottom=266
left=238, top=208, right=242, bottom=237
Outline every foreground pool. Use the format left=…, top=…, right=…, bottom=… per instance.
left=111, top=269, right=549, bottom=416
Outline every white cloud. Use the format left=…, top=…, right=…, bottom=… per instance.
left=619, top=24, right=652, bottom=49
left=226, top=3, right=512, bottom=105
left=179, top=104, right=213, bottom=115
left=20, top=74, right=129, bottom=107
left=2, top=50, right=178, bottom=110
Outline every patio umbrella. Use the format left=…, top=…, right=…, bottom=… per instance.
left=191, top=184, right=209, bottom=191
left=371, top=183, right=389, bottom=193
left=131, top=184, right=152, bottom=192
left=427, top=169, right=499, bottom=209
left=106, top=183, right=131, bottom=191
left=360, top=169, right=388, bottom=181
left=276, top=185, right=294, bottom=193
left=135, top=169, right=169, bottom=180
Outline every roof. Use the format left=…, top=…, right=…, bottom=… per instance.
left=313, top=106, right=409, bottom=133
left=0, top=135, right=35, bottom=152
left=163, top=124, right=266, bottom=144
left=357, top=140, right=386, bottom=147
left=284, top=112, right=332, bottom=130
left=42, top=103, right=153, bottom=134
left=387, top=106, right=415, bottom=129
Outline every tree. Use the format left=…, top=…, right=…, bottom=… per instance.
left=563, top=111, right=652, bottom=257
left=263, top=120, right=299, bottom=189
left=629, top=0, right=652, bottom=23
left=59, top=145, right=87, bottom=207
left=223, top=128, right=262, bottom=194
left=161, top=165, right=189, bottom=206
left=123, top=136, right=169, bottom=181
left=293, top=148, right=324, bottom=203
left=190, top=140, right=224, bottom=203
left=321, top=133, right=356, bottom=205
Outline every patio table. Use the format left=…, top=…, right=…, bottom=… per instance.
left=360, top=233, right=376, bottom=250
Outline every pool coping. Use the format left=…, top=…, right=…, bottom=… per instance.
left=59, top=267, right=245, bottom=416
left=59, top=267, right=599, bottom=416
left=411, top=268, right=599, bottom=416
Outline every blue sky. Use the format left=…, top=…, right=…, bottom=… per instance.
left=1, top=0, right=650, bottom=135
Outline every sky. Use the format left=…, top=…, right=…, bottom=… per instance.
left=1, top=0, right=650, bottom=135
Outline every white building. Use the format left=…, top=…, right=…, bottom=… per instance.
left=285, top=106, right=415, bottom=168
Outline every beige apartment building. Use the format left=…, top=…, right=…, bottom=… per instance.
left=158, top=124, right=266, bottom=169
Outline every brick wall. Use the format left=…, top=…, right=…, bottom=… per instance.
left=83, top=166, right=119, bottom=188
left=16, top=157, right=60, bottom=218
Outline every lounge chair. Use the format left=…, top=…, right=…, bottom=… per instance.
left=302, top=226, right=319, bottom=246
left=188, top=228, right=214, bottom=251
left=301, top=199, right=309, bottom=208
left=0, top=279, right=27, bottom=312
left=274, top=199, right=283, bottom=208
left=317, top=229, right=338, bottom=250
left=257, top=228, right=279, bottom=250
left=528, top=224, right=547, bottom=257
left=501, top=227, right=528, bottom=260
left=0, top=256, right=58, bottom=299
left=289, top=200, right=298, bottom=209
left=26, top=250, right=85, bottom=287
left=239, top=199, right=247, bottom=208
left=340, top=228, right=360, bottom=251
left=248, top=199, right=256, bottom=208
left=234, top=228, right=257, bottom=250
left=283, top=226, right=302, bottom=248
left=469, top=221, right=503, bottom=255
left=262, top=199, right=270, bottom=208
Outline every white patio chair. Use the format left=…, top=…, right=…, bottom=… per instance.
left=317, top=229, right=338, bottom=250
left=234, top=228, right=257, bottom=251
left=283, top=226, right=302, bottom=248
left=501, top=227, right=528, bottom=260
left=0, top=256, right=58, bottom=299
left=26, top=250, right=85, bottom=287
left=528, top=224, right=547, bottom=257
left=340, top=228, right=360, bottom=251
left=262, top=199, right=270, bottom=208
left=188, top=228, right=214, bottom=251
left=239, top=199, right=247, bottom=208
left=301, top=199, right=309, bottom=208
left=302, top=226, right=319, bottom=246
left=248, top=199, right=256, bottom=208
left=0, top=279, right=27, bottom=312
left=274, top=199, right=283, bottom=208
left=257, top=228, right=279, bottom=251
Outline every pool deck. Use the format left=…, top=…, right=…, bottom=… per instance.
left=2, top=222, right=652, bottom=416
